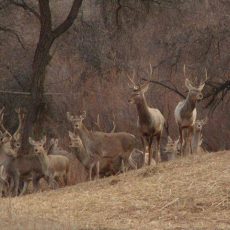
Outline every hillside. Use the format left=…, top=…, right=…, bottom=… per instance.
left=0, top=151, right=229, bottom=229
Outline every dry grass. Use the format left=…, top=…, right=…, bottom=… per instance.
left=0, top=151, right=230, bottom=229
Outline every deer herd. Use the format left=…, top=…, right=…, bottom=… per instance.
left=0, top=65, right=209, bottom=197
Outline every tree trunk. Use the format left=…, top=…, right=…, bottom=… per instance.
left=21, top=34, right=54, bottom=154
left=20, top=0, right=84, bottom=154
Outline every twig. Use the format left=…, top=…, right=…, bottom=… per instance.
left=0, top=90, right=65, bottom=96
left=160, top=198, right=179, bottom=211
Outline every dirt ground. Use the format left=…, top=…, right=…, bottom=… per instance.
left=0, top=151, right=230, bottom=230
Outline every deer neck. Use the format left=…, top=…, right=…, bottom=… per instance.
left=38, top=151, right=49, bottom=176
left=185, top=93, right=197, bottom=112
left=1, top=142, right=16, bottom=157
left=77, top=124, right=92, bottom=151
left=135, top=94, right=151, bottom=121
left=72, top=146, right=91, bottom=168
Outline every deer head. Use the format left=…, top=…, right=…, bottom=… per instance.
left=127, top=68, right=151, bottom=104
left=194, top=117, right=208, bottom=132
left=29, top=136, right=47, bottom=155
left=184, top=65, right=208, bottom=102
left=0, top=108, right=12, bottom=138
left=68, top=131, right=83, bottom=148
left=50, top=138, right=59, bottom=148
left=0, top=131, right=11, bottom=145
left=67, top=111, right=86, bottom=131
left=164, top=136, right=180, bottom=155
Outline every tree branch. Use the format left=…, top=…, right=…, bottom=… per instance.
left=10, top=0, right=40, bottom=20
left=142, top=78, right=186, bottom=98
left=0, top=25, right=25, bottom=49
left=52, top=0, right=83, bottom=38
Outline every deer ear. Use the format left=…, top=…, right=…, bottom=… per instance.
left=81, top=111, right=86, bottom=120
left=167, top=136, right=173, bottom=143
left=41, top=136, right=46, bottom=145
left=67, top=112, right=73, bottom=121
left=29, top=137, right=35, bottom=145
left=50, top=138, right=55, bottom=144
left=2, top=135, right=10, bottom=143
left=68, top=131, right=74, bottom=139
left=198, top=83, right=205, bottom=91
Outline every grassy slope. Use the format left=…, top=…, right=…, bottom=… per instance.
left=0, top=151, right=230, bottom=230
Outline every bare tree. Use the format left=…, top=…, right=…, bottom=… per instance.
left=14, top=0, right=84, bottom=154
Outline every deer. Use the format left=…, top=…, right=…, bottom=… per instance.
left=127, top=65, right=165, bottom=165
left=29, top=136, right=70, bottom=186
left=162, top=136, right=180, bottom=161
left=0, top=132, right=50, bottom=196
left=174, top=66, right=208, bottom=156
left=67, top=111, right=137, bottom=180
left=192, top=118, right=208, bottom=154
left=0, top=107, right=25, bottom=155
left=0, top=107, right=27, bottom=195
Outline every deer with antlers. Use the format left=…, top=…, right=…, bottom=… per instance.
left=174, top=66, right=208, bottom=156
left=128, top=65, right=165, bottom=165
left=67, top=111, right=137, bottom=180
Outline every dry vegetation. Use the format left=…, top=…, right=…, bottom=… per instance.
left=0, top=151, right=230, bottom=229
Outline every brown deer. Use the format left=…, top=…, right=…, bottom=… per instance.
left=192, top=118, right=208, bottom=154
left=128, top=65, right=165, bottom=165
left=162, top=136, right=180, bottom=161
left=29, top=136, right=70, bottom=186
left=0, top=133, right=50, bottom=196
left=67, top=111, right=137, bottom=180
left=174, top=66, right=207, bottom=156
left=68, top=131, right=123, bottom=177
left=0, top=107, right=25, bottom=154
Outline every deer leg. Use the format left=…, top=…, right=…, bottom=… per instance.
left=63, top=174, right=68, bottom=186
left=9, top=177, right=14, bottom=196
left=156, top=134, right=161, bottom=163
left=178, top=127, right=183, bottom=156
left=19, top=181, right=29, bottom=196
left=128, top=156, right=137, bottom=170
left=141, top=136, right=148, bottom=165
left=32, top=175, right=41, bottom=192
left=188, top=126, right=193, bottom=155
left=89, top=164, right=94, bottom=181
left=184, top=129, right=191, bottom=156
left=95, top=161, right=100, bottom=180
left=13, top=174, right=19, bottom=196
left=148, top=136, right=154, bottom=165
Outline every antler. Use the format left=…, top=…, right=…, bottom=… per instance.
left=202, top=68, right=208, bottom=84
left=0, top=111, right=12, bottom=137
left=94, top=114, right=102, bottom=131
left=67, top=112, right=74, bottom=122
left=127, top=70, right=138, bottom=89
left=13, top=108, right=25, bottom=140
left=110, top=113, right=116, bottom=133
left=149, top=63, right=154, bottom=81
left=183, top=64, right=186, bottom=78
